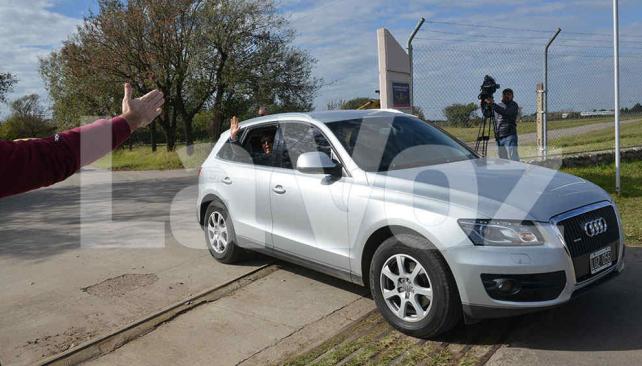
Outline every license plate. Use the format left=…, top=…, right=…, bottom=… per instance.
left=590, top=246, right=612, bottom=275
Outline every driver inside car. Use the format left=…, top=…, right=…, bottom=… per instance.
left=228, top=116, right=275, bottom=165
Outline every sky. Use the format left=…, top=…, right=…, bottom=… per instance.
left=1, top=0, right=642, bottom=119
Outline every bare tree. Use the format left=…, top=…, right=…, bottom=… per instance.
left=0, top=72, right=17, bottom=104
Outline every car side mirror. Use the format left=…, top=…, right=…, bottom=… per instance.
left=296, top=151, right=342, bottom=176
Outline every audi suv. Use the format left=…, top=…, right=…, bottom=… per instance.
left=197, top=110, right=624, bottom=337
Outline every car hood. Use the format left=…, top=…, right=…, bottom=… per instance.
left=368, top=158, right=611, bottom=221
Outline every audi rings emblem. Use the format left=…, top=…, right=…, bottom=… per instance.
left=583, top=217, right=608, bottom=237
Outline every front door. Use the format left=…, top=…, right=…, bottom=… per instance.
left=269, top=121, right=352, bottom=272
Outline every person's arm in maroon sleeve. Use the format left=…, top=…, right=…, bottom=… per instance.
left=0, top=83, right=164, bottom=199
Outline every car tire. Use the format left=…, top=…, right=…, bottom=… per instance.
left=203, top=201, right=245, bottom=264
left=369, top=233, right=462, bottom=338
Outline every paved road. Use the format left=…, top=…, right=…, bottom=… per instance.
left=488, top=247, right=642, bottom=366
left=520, top=118, right=642, bottom=145
left=0, top=169, right=267, bottom=365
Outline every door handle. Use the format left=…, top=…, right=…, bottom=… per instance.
left=222, top=176, right=232, bottom=185
left=272, top=185, right=286, bottom=194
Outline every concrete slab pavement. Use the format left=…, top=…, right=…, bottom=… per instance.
left=281, top=249, right=642, bottom=366
left=86, top=266, right=372, bottom=366
left=0, top=169, right=266, bottom=365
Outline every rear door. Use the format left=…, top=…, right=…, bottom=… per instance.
left=215, top=123, right=277, bottom=249
left=269, top=121, right=352, bottom=272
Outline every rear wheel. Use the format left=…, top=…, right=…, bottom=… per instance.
left=204, top=201, right=245, bottom=264
left=369, top=234, right=462, bottom=338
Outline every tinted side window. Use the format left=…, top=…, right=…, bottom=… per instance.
left=217, top=137, right=251, bottom=163
left=277, top=122, right=332, bottom=169
left=216, top=125, right=278, bottom=166
left=242, top=125, right=278, bottom=166
left=326, top=116, right=476, bottom=171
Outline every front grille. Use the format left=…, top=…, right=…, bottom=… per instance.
left=556, top=205, right=619, bottom=282
left=557, top=205, right=619, bottom=257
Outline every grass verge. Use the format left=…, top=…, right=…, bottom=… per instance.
left=562, top=160, right=642, bottom=245
left=442, top=115, right=641, bottom=143
left=93, top=143, right=212, bottom=170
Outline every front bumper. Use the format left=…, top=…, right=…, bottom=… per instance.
left=462, top=266, right=622, bottom=319
left=444, top=217, right=625, bottom=320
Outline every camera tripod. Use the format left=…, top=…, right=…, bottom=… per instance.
left=474, top=107, right=496, bottom=157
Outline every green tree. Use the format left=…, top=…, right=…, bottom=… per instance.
left=326, top=97, right=378, bottom=110
left=443, top=103, right=478, bottom=127
left=342, top=97, right=375, bottom=110
left=630, top=103, right=642, bottom=114
left=1, top=94, right=54, bottom=140
left=40, top=51, right=120, bottom=130
left=411, top=106, right=426, bottom=121
left=40, top=0, right=320, bottom=151
left=326, top=97, right=425, bottom=121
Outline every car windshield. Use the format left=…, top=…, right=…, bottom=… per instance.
left=326, top=115, right=477, bottom=172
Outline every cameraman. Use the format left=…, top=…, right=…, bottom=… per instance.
left=486, top=88, right=519, bottom=161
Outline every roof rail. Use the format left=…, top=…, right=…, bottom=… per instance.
left=377, top=108, right=405, bottom=114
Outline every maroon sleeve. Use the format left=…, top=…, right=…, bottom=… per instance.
left=0, top=116, right=132, bottom=199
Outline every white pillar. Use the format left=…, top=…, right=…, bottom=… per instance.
left=377, top=28, right=411, bottom=113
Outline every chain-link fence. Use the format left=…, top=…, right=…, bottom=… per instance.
left=412, top=21, right=642, bottom=159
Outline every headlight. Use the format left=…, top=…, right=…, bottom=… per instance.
left=458, top=219, right=544, bottom=246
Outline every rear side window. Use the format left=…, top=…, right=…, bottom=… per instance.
left=276, top=122, right=333, bottom=169
left=217, top=137, right=251, bottom=163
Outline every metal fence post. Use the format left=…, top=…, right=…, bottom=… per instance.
left=408, top=17, right=425, bottom=113
left=543, top=27, right=561, bottom=159
left=536, top=82, right=544, bottom=158
left=613, top=0, right=621, bottom=195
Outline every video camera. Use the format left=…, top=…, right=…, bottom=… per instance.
left=474, top=75, right=500, bottom=156
left=478, top=75, right=500, bottom=118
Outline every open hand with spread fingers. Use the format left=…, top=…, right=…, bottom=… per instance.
left=121, top=83, right=165, bottom=131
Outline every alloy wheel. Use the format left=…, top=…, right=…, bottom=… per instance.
left=207, top=211, right=228, bottom=254
left=380, top=254, right=433, bottom=322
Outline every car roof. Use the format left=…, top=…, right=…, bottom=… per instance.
left=240, top=109, right=406, bottom=127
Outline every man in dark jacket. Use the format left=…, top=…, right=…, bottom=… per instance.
left=486, top=88, right=519, bottom=161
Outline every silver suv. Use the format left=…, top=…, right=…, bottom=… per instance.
left=197, top=110, right=624, bottom=337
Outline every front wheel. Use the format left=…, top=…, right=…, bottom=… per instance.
left=369, top=234, right=462, bottom=338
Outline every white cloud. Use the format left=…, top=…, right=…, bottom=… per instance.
left=283, top=0, right=642, bottom=113
left=284, top=0, right=437, bottom=109
left=0, top=0, right=82, bottom=116
left=2, top=0, right=641, bottom=118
